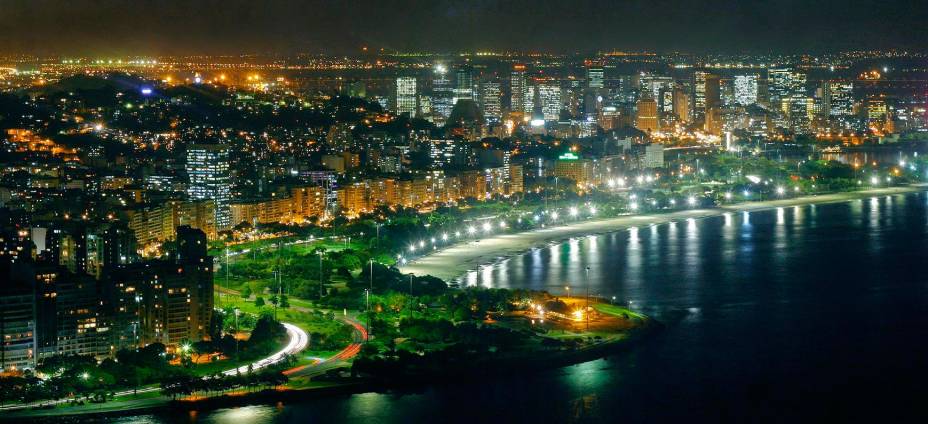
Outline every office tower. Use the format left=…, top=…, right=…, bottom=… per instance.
left=789, top=96, right=814, bottom=133
left=768, top=68, right=807, bottom=114
left=186, top=144, right=232, bottom=229
left=538, top=81, right=562, bottom=121
left=823, top=80, right=854, bottom=117
left=704, top=73, right=721, bottom=111
left=395, top=76, right=417, bottom=117
left=734, top=74, right=759, bottom=106
left=673, top=86, right=690, bottom=122
left=587, top=66, right=604, bottom=89
left=453, top=64, right=474, bottom=105
left=432, top=65, right=454, bottom=121
left=635, top=97, right=659, bottom=133
left=479, top=80, right=502, bottom=122
left=694, top=71, right=709, bottom=119
left=510, top=64, right=527, bottom=114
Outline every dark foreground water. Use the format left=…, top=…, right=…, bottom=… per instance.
left=114, top=192, right=928, bottom=423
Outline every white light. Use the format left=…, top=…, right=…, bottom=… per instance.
left=499, top=221, right=506, bottom=228
left=430, top=237, right=436, bottom=244
left=589, top=206, right=597, bottom=214
left=419, top=240, right=425, bottom=248
left=569, top=207, right=578, bottom=217
left=646, top=175, right=654, bottom=183
left=870, top=176, right=879, bottom=185
left=687, top=196, right=696, bottom=206
left=551, top=212, right=559, bottom=220
left=724, top=192, right=732, bottom=200
left=455, top=231, right=461, bottom=237
left=442, top=233, right=448, bottom=241
left=409, top=245, right=416, bottom=252
left=636, top=176, right=644, bottom=184
left=776, top=186, right=785, bottom=195
left=670, top=199, right=676, bottom=205
left=743, top=190, right=751, bottom=197
left=467, top=226, right=476, bottom=235
left=483, top=222, right=492, bottom=232
left=630, top=202, right=639, bottom=211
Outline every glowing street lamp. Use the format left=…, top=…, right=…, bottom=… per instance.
left=467, top=226, right=476, bottom=235
left=776, top=186, right=785, bottom=196
left=569, top=207, right=578, bottom=217
left=482, top=222, right=492, bottom=232
left=687, top=196, right=696, bottom=206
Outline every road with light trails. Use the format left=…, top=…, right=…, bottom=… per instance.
left=0, top=322, right=309, bottom=412
left=284, top=316, right=367, bottom=378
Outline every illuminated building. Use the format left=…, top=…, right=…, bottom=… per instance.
left=587, top=66, right=604, bottom=89
left=395, top=76, right=418, bottom=117
left=478, top=80, right=502, bottom=122
left=186, top=144, right=231, bottom=229
left=734, top=74, right=759, bottom=106
left=823, top=80, right=854, bottom=117
left=635, top=97, right=659, bottom=133
left=511, top=64, right=528, bottom=114
left=432, top=65, right=454, bottom=122
left=538, top=81, right=562, bottom=122
left=453, top=64, right=474, bottom=105
left=133, top=226, right=213, bottom=349
left=126, top=200, right=217, bottom=246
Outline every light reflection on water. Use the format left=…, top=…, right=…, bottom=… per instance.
left=98, top=192, right=928, bottom=423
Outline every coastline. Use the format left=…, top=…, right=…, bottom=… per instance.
left=399, top=185, right=928, bottom=282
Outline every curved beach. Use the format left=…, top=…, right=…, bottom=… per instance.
left=399, top=185, right=928, bottom=282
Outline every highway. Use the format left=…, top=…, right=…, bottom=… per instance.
left=0, top=322, right=309, bottom=412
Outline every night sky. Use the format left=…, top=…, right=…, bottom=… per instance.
left=1, top=0, right=926, bottom=55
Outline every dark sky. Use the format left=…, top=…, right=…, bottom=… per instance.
left=1, top=0, right=926, bottom=55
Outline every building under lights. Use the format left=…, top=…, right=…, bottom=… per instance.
left=186, top=144, right=232, bottom=229
left=395, top=76, right=418, bottom=117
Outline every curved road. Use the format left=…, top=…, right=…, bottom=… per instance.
left=0, top=322, right=309, bottom=412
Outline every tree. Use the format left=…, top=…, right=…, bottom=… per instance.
left=240, top=285, right=252, bottom=299
left=255, top=296, right=265, bottom=307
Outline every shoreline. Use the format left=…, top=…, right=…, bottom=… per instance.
left=399, top=185, right=928, bottom=283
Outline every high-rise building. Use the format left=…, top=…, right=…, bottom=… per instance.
left=510, top=64, right=527, bottom=114
left=478, top=80, right=502, bottom=122
left=823, top=80, right=854, bottom=117
left=432, top=65, right=454, bottom=122
left=587, top=66, right=604, bottom=89
left=538, top=82, right=562, bottom=122
left=453, top=64, right=474, bottom=105
left=768, top=68, right=806, bottom=114
left=395, top=77, right=417, bottom=117
left=734, top=75, right=759, bottom=106
left=186, top=144, right=232, bottom=229
left=635, top=97, right=659, bottom=133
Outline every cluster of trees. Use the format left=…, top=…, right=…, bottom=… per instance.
left=160, top=369, right=289, bottom=400
left=0, top=344, right=176, bottom=406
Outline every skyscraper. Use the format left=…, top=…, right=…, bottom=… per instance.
left=636, top=97, right=658, bottom=133
left=479, top=80, right=502, bottom=122
left=432, top=65, right=454, bottom=122
left=510, top=64, right=527, bottom=114
left=453, top=64, right=474, bottom=105
left=587, top=66, right=604, bottom=89
left=734, top=74, right=759, bottom=106
left=395, top=76, right=417, bottom=117
left=538, top=81, right=562, bottom=122
left=186, top=144, right=232, bottom=229
left=823, top=80, right=854, bottom=117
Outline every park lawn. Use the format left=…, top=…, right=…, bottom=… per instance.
left=592, top=303, right=647, bottom=320
left=218, top=296, right=349, bottom=340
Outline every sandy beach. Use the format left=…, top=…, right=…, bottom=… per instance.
left=399, top=185, right=928, bottom=282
